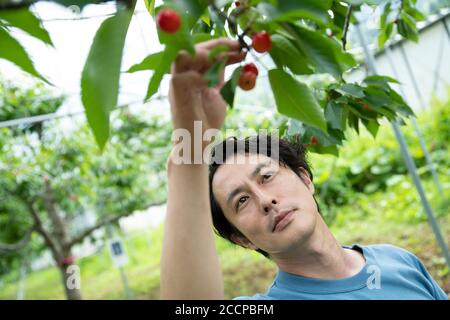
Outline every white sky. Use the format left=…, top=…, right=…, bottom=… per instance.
left=0, top=0, right=276, bottom=124
left=1, top=0, right=170, bottom=118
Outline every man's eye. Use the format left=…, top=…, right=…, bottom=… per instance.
left=236, top=196, right=248, bottom=209
left=262, top=173, right=273, bottom=181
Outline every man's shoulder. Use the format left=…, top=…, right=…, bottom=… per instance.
left=361, top=243, right=420, bottom=266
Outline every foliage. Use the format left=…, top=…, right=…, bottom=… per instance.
left=310, top=89, right=450, bottom=224
left=0, top=80, right=171, bottom=282
left=0, top=0, right=425, bottom=149
left=0, top=81, right=64, bottom=137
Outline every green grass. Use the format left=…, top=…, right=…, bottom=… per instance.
left=0, top=207, right=448, bottom=300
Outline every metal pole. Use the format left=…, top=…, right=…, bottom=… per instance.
left=355, top=24, right=450, bottom=269
left=442, top=18, right=450, bottom=42
left=16, top=257, right=27, bottom=300
left=119, top=266, right=133, bottom=300
left=384, top=46, right=443, bottom=193
left=106, top=224, right=134, bottom=300
left=398, top=44, right=427, bottom=111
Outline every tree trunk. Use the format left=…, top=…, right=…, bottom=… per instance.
left=59, top=263, right=83, bottom=300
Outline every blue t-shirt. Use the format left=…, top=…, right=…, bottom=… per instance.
left=233, top=244, right=448, bottom=300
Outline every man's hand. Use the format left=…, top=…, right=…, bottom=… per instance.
left=168, top=38, right=246, bottom=134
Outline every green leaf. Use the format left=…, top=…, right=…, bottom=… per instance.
left=220, top=66, right=241, bottom=109
left=388, top=89, right=415, bottom=117
left=302, top=125, right=342, bottom=155
left=287, top=23, right=356, bottom=79
left=0, top=8, right=52, bottom=46
left=378, top=22, right=393, bottom=48
left=362, top=119, right=380, bottom=138
left=362, top=86, right=392, bottom=107
left=348, top=112, right=359, bottom=133
left=203, top=60, right=225, bottom=87
left=208, top=44, right=229, bottom=61
left=363, top=75, right=400, bottom=86
left=269, top=69, right=327, bottom=132
left=164, top=0, right=208, bottom=28
left=144, top=0, right=156, bottom=17
left=0, top=26, right=49, bottom=83
left=81, top=4, right=135, bottom=151
left=313, top=144, right=339, bottom=156
left=269, top=33, right=313, bottom=75
left=397, top=13, right=419, bottom=42
left=126, top=51, right=164, bottom=73
left=208, top=5, right=227, bottom=36
left=341, top=0, right=382, bottom=5
left=325, top=100, right=345, bottom=130
left=335, top=83, right=365, bottom=98
left=258, top=0, right=332, bottom=25
left=145, top=47, right=177, bottom=101
left=379, top=2, right=391, bottom=29
left=193, top=33, right=214, bottom=43
left=405, top=6, right=426, bottom=21
left=200, top=12, right=211, bottom=27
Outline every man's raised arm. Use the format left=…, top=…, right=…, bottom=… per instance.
left=160, top=38, right=246, bottom=299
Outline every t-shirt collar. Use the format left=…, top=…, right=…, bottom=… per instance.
left=272, top=244, right=372, bottom=294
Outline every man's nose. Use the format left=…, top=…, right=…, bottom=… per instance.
left=254, top=189, right=278, bottom=214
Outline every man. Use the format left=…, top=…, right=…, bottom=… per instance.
left=160, top=38, right=448, bottom=300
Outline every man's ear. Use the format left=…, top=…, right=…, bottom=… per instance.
left=299, top=167, right=315, bottom=194
left=230, top=234, right=258, bottom=250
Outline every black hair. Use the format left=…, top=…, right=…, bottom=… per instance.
left=208, top=134, right=314, bottom=259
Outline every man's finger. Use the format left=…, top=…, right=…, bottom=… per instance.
left=224, top=51, right=247, bottom=66
left=172, top=50, right=194, bottom=74
left=196, top=37, right=241, bottom=52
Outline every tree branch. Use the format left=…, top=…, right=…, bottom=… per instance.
left=27, top=201, right=62, bottom=259
left=341, top=4, right=353, bottom=51
left=42, top=178, right=71, bottom=249
left=208, top=0, right=251, bottom=51
left=68, top=200, right=166, bottom=247
left=0, top=225, right=35, bottom=253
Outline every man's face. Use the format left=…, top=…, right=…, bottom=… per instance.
left=212, top=153, right=319, bottom=255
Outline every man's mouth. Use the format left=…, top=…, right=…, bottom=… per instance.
left=272, top=209, right=296, bottom=232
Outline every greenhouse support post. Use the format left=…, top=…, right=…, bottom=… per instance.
left=355, top=24, right=450, bottom=270
left=384, top=45, right=443, bottom=194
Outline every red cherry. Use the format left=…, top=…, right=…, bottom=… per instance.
left=239, top=71, right=257, bottom=91
left=311, top=136, right=318, bottom=145
left=235, top=1, right=240, bottom=6
left=157, top=9, right=181, bottom=34
left=242, top=63, right=258, bottom=76
left=252, top=31, right=272, bottom=53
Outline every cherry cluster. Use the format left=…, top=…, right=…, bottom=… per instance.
left=156, top=7, right=272, bottom=91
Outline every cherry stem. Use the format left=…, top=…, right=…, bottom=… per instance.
left=208, top=0, right=250, bottom=52
left=341, top=4, right=352, bottom=51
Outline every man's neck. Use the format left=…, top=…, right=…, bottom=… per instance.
left=272, top=216, right=366, bottom=280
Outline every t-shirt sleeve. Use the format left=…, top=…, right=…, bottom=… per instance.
left=409, top=252, right=448, bottom=300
